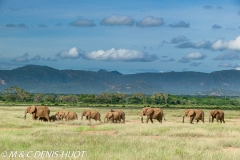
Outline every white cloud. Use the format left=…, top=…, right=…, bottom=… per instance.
left=82, top=48, right=157, bottom=62
left=100, top=15, right=134, bottom=26
left=12, top=53, right=29, bottom=62
left=57, top=47, right=82, bottom=59
left=212, top=36, right=240, bottom=50
left=137, top=16, right=164, bottom=27
left=179, top=52, right=206, bottom=63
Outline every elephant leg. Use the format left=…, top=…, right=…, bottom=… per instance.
left=150, top=118, right=153, bottom=123
left=146, top=116, right=150, bottom=123
left=212, top=117, right=214, bottom=123
left=190, top=117, right=194, bottom=124
left=196, top=120, right=199, bottom=123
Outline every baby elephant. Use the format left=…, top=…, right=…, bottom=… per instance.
left=39, top=117, right=48, bottom=122
left=209, top=110, right=225, bottom=123
left=49, top=115, right=57, bottom=122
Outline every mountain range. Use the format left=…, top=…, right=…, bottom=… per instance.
left=0, top=65, right=240, bottom=96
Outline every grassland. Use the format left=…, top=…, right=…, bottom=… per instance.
left=1, top=106, right=240, bottom=160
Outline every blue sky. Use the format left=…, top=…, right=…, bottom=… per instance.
left=1, top=0, right=240, bottom=74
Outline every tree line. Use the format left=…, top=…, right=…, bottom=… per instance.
left=0, top=86, right=240, bottom=107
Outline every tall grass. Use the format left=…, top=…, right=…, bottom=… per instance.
left=0, top=106, right=240, bottom=159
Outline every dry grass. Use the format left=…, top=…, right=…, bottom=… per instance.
left=0, top=106, right=240, bottom=160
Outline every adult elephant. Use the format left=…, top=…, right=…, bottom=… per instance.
left=81, top=110, right=102, bottom=123
left=24, top=105, right=50, bottom=122
left=110, top=109, right=125, bottom=123
left=182, top=109, right=204, bottom=124
left=140, top=107, right=165, bottom=123
left=104, top=111, right=121, bottom=123
left=63, top=111, right=78, bottom=121
left=209, top=110, right=225, bottom=123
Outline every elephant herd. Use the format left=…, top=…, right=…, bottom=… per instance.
left=24, top=105, right=225, bottom=124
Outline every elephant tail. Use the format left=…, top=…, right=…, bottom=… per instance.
left=202, top=111, right=205, bottom=123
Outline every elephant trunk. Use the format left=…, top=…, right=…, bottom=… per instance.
left=140, top=111, right=144, bottom=123
left=182, top=115, right=185, bottom=123
left=24, top=110, right=27, bottom=120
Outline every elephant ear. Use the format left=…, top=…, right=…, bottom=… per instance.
left=29, top=106, right=36, bottom=113
left=64, top=111, right=69, bottom=116
left=213, top=110, right=219, bottom=116
left=146, top=108, right=154, bottom=116
left=187, top=110, right=195, bottom=116
left=108, top=112, right=113, bottom=118
left=85, top=111, right=91, bottom=117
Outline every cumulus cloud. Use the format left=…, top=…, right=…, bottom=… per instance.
left=214, top=52, right=240, bottom=61
left=69, top=19, right=96, bottom=27
left=177, top=40, right=212, bottom=49
left=12, top=53, right=29, bottom=62
left=212, top=36, right=240, bottom=51
left=100, top=15, right=135, bottom=26
left=136, top=16, right=164, bottom=27
left=212, top=24, right=222, bottom=29
left=169, top=21, right=190, bottom=28
left=218, top=62, right=239, bottom=68
left=56, top=47, right=83, bottom=59
left=171, top=36, right=188, bottom=44
left=31, top=55, right=42, bottom=61
left=82, top=48, right=157, bottom=62
left=179, top=52, right=206, bottom=63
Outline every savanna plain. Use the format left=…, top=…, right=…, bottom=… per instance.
left=1, top=105, right=240, bottom=160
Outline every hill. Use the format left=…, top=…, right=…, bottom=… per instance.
left=0, top=65, right=240, bottom=96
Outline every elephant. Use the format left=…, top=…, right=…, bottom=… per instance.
left=110, top=109, right=125, bottom=123
left=49, top=115, right=57, bottom=122
left=55, top=110, right=67, bottom=121
left=104, top=111, right=121, bottom=123
left=39, top=117, right=48, bottom=122
left=182, top=109, right=204, bottom=124
left=63, top=111, right=78, bottom=121
left=24, top=105, right=50, bottom=122
left=81, top=110, right=102, bottom=123
left=209, top=110, right=225, bottom=123
left=140, top=107, right=165, bottom=123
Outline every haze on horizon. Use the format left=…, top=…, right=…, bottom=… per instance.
left=1, top=0, right=240, bottom=74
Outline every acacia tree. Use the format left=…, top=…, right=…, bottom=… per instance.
left=3, top=86, right=30, bottom=102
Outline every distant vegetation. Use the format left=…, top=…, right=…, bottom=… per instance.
left=1, top=86, right=240, bottom=108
